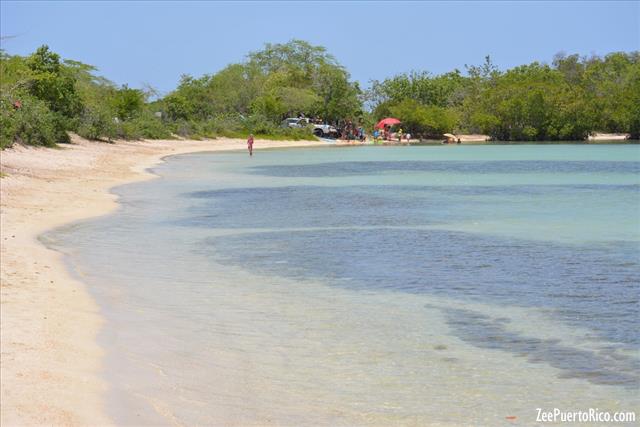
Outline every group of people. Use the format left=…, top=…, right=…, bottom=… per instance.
left=340, top=120, right=366, bottom=142
left=246, top=119, right=413, bottom=156
left=372, top=126, right=411, bottom=143
left=342, top=121, right=413, bottom=144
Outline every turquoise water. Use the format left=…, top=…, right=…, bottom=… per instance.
left=46, top=145, right=640, bottom=425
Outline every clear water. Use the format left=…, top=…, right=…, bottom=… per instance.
left=45, top=145, right=640, bottom=426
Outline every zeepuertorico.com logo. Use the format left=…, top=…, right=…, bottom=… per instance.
left=536, top=408, right=636, bottom=423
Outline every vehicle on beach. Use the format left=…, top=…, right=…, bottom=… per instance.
left=281, top=117, right=339, bottom=138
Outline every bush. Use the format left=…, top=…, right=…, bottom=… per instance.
left=112, top=85, right=145, bottom=121
left=389, top=100, right=459, bottom=137
left=244, top=114, right=278, bottom=134
left=76, top=106, right=117, bottom=141
left=206, top=113, right=245, bottom=134
left=1, top=96, right=69, bottom=147
left=170, top=119, right=214, bottom=139
left=0, top=99, right=18, bottom=148
left=204, top=113, right=316, bottom=140
left=116, top=112, right=172, bottom=140
left=26, top=45, right=82, bottom=119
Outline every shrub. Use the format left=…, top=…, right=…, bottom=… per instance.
left=0, top=98, right=18, bottom=148
left=76, top=105, right=117, bottom=141
left=389, top=100, right=459, bottom=137
left=112, top=85, right=145, bottom=121
left=244, top=114, right=277, bottom=135
left=2, top=96, right=70, bottom=147
left=26, top=45, right=82, bottom=119
left=116, top=112, right=172, bottom=140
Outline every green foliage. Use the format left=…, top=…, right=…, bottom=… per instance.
left=313, top=62, right=362, bottom=123
left=112, top=85, right=144, bottom=121
left=1, top=45, right=169, bottom=147
left=177, top=112, right=316, bottom=141
left=25, top=46, right=82, bottom=118
left=142, top=39, right=362, bottom=141
left=2, top=43, right=638, bottom=149
left=164, top=39, right=361, bottom=129
left=0, top=48, right=73, bottom=147
left=164, top=92, right=191, bottom=121
left=389, top=99, right=458, bottom=137
left=368, top=69, right=467, bottom=109
left=117, top=112, right=172, bottom=140
left=1, top=95, right=69, bottom=147
left=77, top=105, right=117, bottom=140
left=368, top=52, right=639, bottom=141
left=0, top=98, right=18, bottom=149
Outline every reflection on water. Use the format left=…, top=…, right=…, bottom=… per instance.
left=45, top=145, right=640, bottom=426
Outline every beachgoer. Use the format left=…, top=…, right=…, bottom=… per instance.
left=247, top=134, right=254, bottom=156
left=373, top=129, right=379, bottom=142
left=397, top=128, right=403, bottom=142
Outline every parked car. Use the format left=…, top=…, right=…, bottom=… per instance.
left=281, top=117, right=338, bottom=138
left=282, top=117, right=308, bottom=129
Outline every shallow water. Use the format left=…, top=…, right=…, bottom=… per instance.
left=45, top=145, right=640, bottom=425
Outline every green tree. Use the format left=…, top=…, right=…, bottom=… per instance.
left=160, top=39, right=361, bottom=134
left=389, top=99, right=458, bottom=137
left=26, top=45, right=82, bottom=118
left=112, top=85, right=144, bottom=121
left=312, top=62, right=361, bottom=122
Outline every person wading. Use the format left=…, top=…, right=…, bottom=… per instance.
left=247, top=134, right=254, bottom=156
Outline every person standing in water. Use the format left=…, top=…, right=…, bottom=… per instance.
left=247, top=134, right=254, bottom=156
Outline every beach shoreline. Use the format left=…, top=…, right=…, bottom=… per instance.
left=0, top=135, right=329, bottom=426
left=2, top=136, right=637, bottom=425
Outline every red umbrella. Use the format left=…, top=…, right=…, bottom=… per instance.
left=375, top=117, right=401, bottom=129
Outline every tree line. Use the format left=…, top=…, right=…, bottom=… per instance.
left=369, top=52, right=639, bottom=140
left=1, top=40, right=638, bottom=149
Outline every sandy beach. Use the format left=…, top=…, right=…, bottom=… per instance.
left=587, top=133, right=632, bottom=141
left=0, top=135, right=327, bottom=426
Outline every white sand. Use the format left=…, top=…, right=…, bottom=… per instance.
left=588, top=133, right=631, bottom=141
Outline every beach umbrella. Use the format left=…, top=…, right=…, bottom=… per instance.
left=375, top=117, right=401, bottom=129
left=443, top=133, right=456, bottom=139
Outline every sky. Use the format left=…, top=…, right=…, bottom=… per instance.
left=1, top=1, right=639, bottom=95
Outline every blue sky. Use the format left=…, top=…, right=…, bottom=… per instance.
left=1, top=1, right=638, bottom=94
